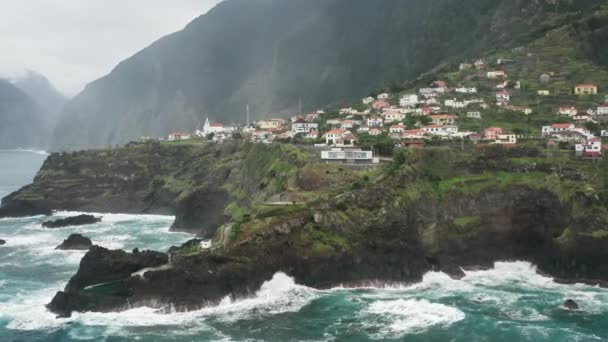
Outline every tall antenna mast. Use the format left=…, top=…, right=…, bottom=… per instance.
left=298, top=98, right=302, bottom=115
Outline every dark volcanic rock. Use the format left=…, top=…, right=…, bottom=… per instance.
left=0, top=239, right=5, bottom=245
left=48, top=246, right=168, bottom=317
left=0, top=200, right=52, bottom=219
left=42, top=215, right=101, bottom=229
left=564, top=299, right=580, bottom=310
left=56, top=234, right=93, bottom=250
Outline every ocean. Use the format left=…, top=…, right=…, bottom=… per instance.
left=1, top=150, right=608, bottom=341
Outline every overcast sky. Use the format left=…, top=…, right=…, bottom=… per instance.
left=0, top=0, right=222, bottom=96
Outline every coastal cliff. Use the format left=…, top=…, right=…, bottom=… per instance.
left=15, top=143, right=606, bottom=317
left=0, top=141, right=315, bottom=237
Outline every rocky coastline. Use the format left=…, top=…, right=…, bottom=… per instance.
left=1, top=142, right=607, bottom=317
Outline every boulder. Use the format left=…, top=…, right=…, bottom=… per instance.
left=48, top=246, right=169, bottom=316
left=56, top=234, right=93, bottom=250
left=42, top=215, right=101, bottom=229
left=564, top=299, right=580, bottom=310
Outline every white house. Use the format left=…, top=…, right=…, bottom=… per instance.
left=557, top=107, right=578, bottom=116
left=257, top=118, right=286, bottom=130
left=422, top=125, right=442, bottom=135
left=496, top=91, right=512, bottom=102
left=467, top=111, right=482, bottom=119
left=369, top=128, right=383, bottom=136
left=597, top=106, right=608, bottom=115
left=538, top=90, right=550, bottom=96
left=292, top=119, right=318, bottom=134
left=306, top=130, right=320, bottom=140
left=168, top=132, right=191, bottom=141
left=357, top=126, right=370, bottom=134
left=542, top=123, right=576, bottom=136
left=340, top=120, right=355, bottom=130
left=575, top=138, right=603, bottom=157
left=459, top=63, right=473, bottom=70
left=573, top=115, right=596, bottom=123
left=445, top=98, right=467, bottom=109
left=377, top=93, right=390, bottom=100
left=602, top=130, right=608, bottom=137
left=383, top=112, right=406, bottom=123
left=325, top=129, right=356, bottom=146
left=399, top=94, right=419, bottom=107
left=494, top=133, right=517, bottom=145
left=487, top=70, right=507, bottom=79
left=455, top=87, right=477, bottom=94
left=390, top=124, right=406, bottom=134
left=367, top=116, right=384, bottom=127
left=419, top=88, right=446, bottom=97
left=306, top=113, right=320, bottom=121
left=362, top=96, right=375, bottom=105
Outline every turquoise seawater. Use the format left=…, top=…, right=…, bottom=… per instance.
left=1, top=151, right=608, bottom=341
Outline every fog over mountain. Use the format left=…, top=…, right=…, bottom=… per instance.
left=50, top=0, right=604, bottom=150
left=0, top=72, right=67, bottom=149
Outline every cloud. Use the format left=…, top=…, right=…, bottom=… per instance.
left=0, top=0, right=222, bottom=96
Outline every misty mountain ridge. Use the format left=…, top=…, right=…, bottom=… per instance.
left=51, top=0, right=606, bottom=150
left=0, top=71, right=66, bottom=149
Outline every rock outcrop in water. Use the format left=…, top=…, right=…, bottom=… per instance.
left=47, top=246, right=168, bottom=317
left=0, top=239, right=5, bottom=246
left=564, top=299, right=580, bottom=310
left=43, top=215, right=101, bottom=229
left=56, top=234, right=93, bottom=250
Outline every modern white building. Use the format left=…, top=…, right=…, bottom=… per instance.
left=321, top=148, right=379, bottom=164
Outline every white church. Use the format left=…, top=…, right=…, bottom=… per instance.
left=196, top=118, right=236, bottom=137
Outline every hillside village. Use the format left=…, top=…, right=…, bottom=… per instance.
left=161, top=18, right=608, bottom=162
left=163, top=52, right=608, bottom=161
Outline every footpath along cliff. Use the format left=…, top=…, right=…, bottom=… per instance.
left=1, top=142, right=607, bottom=317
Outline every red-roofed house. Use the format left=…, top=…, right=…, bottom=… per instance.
left=576, top=138, right=603, bottom=156
left=372, top=100, right=391, bottom=110
left=390, top=124, right=406, bottom=134
left=430, top=114, right=458, bottom=126
left=484, top=127, right=503, bottom=140
left=542, top=123, right=576, bottom=136
left=325, top=129, right=355, bottom=146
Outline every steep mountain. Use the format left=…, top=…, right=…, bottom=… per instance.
left=0, top=79, right=47, bottom=149
left=51, top=0, right=604, bottom=149
left=13, top=70, right=67, bottom=121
